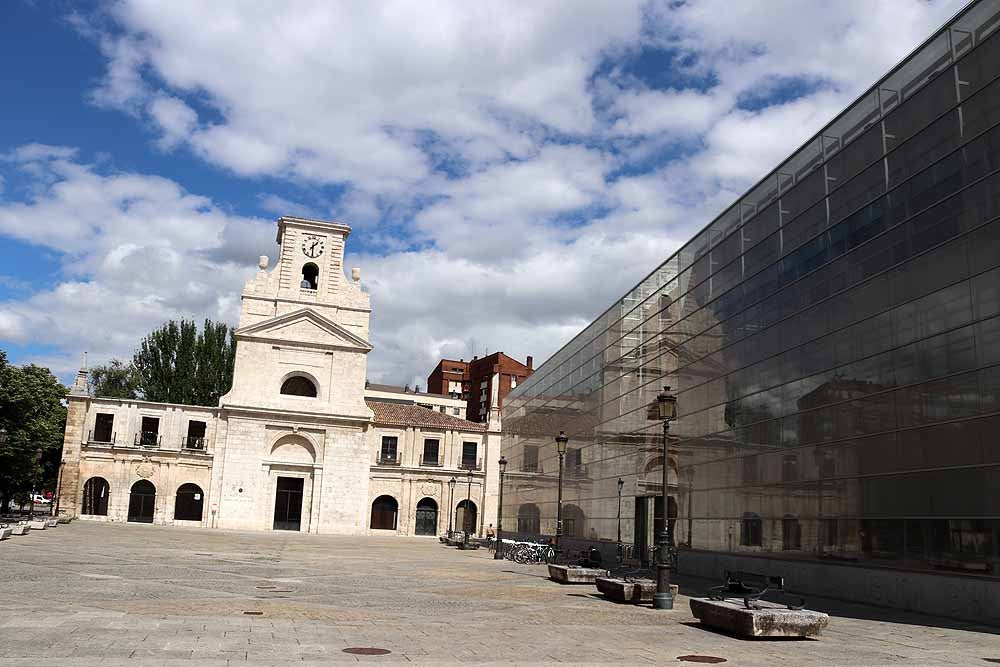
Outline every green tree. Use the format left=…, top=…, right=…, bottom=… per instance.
left=89, top=358, right=138, bottom=399
left=131, top=319, right=235, bottom=406
left=0, top=350, right=68, bottom=511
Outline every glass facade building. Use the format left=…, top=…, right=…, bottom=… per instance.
left=501, top=0, right=1000, bottom=601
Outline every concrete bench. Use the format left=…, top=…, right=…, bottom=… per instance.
left=596, top=577, right=678, bottom=603
left=28, top=519, right=47, bottom=530
left=690, top=597, right=829, bottom=637
left=45, top=518, right=58, bottom=528
left=10, top=523, right=30, bottom=535
left=0, top=527, right=12, bottom=540
left=548, top=564, right=608, bottom=584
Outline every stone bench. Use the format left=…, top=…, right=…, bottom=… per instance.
left=548, top=564, right=608, bottom=584
left=57, top=516, right=72, bottom=524
left=10, top=524, right=30, bottom=535
left=45, top=518, right=58, bottom=528
left=690, top=598, right=829, bottom=638
left=596, top=577, right=678, bottom=603
left=0, top=527, right=12, bottom=540
left=28, top=519, right=47, bottom=530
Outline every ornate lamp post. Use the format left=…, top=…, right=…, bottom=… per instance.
left=554, top=431, right=568, bottom=555
left=616, top=477, right=624, bottom=566
left=463, top=467, right=474, bottom=548
left=649, top=386, right=677, bottom=610
left=447, top=476, right=456, bottom=539
left=494, top=456, right=508, bottom=560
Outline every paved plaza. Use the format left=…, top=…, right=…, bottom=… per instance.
left=1, top=522, right=998, bottom=665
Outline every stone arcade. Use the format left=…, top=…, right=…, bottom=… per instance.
left=57, top=216, right=500, bottom=536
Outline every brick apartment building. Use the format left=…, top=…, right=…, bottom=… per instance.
left=426, top=352, right=533, bottom=423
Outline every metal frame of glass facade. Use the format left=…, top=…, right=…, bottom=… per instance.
left=501, top=0, right=1000, bottom=596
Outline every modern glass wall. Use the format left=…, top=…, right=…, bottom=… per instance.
left=501, top=0, right=1000, bottom=578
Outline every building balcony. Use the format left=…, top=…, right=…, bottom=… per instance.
left=87, top=430, right=117, bottom=446
left=134, top=432, right=161, bottom=449
left=461, top=458, right=482, bottom=471
left=376, top=453, right=400, bottom=466
left=183, top=436, right=207, bottom=451
left=566, top=463, right=589, bottom=479
left=520, top=462, right=542, bottom=474
left=420, top=457, right=442, bottom=467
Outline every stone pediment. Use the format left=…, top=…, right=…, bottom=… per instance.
left=235, top=308, right=373, bottom=351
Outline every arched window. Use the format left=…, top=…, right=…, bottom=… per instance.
left=741, top=512, right=762, bottom=547
left=281, top=375, right=317, bottom=397
left=81, top=477, right=110, bottom=516
left=174, top=483, right=204, bottom=521
left=301, top=262, right=319, bottom=289
left=782, top=514, right=802, bottom=551
left=128, top=480, right=156, bottom=523
left=414, top=497, right=438, bottom=536
left=517, top=504, right=540, bottom=534
left=370, top=495, right=398, bottom=530
left=456, top=499, right=477, bottom=535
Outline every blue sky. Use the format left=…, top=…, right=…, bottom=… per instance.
left=0, top=0, right=965, bottom=386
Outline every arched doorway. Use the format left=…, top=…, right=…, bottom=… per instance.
left=563, top=504, right=585, bottom=538
left=81, top=477, right=110, bottom=516
left=127, top=480, right=156, bottom=523
left=415, top=498, right=438, bottom=536
left=371, top=495, right=398, bottom=530
left=456, top=499, right=477, bottom=535
left=517, top=504, right=540, bottom=534
left=174, top=483, right=204, bottom=521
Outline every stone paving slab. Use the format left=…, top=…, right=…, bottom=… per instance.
left=1, top=522, right=998, bottom=665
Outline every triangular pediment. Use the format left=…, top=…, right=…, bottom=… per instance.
left=235, top=308, right=373, bottom=351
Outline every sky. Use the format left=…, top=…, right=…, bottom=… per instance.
left=0, top=0, right=968, bottom=389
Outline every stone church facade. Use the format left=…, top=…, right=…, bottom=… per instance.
left=57, top=216, right=499, bottom=537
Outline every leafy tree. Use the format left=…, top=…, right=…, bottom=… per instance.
left=131, top=319, right=235, bottom=406
left=0, top=350, right=67, bottom=511
left=89, top=358, right=138, bottom=399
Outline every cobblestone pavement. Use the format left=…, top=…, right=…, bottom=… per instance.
left=1, top=522, right=998, bottom=665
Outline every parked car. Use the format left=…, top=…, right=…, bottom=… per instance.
left=31, top=494, right=51, bottom=505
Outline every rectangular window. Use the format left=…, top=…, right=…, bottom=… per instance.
left=781, top=454, right=799, bottom=482
left=185, top=420, right=207, bottom=449
left=510, top=375, right=517, bottom=389
left=522, top=445, right=539, bottom=472
left=93, top=413, right=114, bottom=443
left=139, top=416, right=159, bottom=447
left=422, top=439, right=440, bottom=465
left=380, top=436, right=398, bottom=464
left=452, top=407, right=460, bottom=416
left=462, top=442, right=478, bottom=469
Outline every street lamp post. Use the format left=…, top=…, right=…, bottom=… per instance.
left=447, top=476, right=456, bottom=539
left=616, top=477, right=624, bottom=567
left=648, top=386, right=678, bottom=610
left=463, top=467, right=473, bottom=549
left=554, top=431, right=568, bottom=555
left=494, top=456, right=507, bottom=560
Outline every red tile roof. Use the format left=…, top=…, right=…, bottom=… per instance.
left=366, top=400, right=487, bottom=432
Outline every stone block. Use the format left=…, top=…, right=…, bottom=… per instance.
left=689, top=597, right=829, bottom=638
left=45, top=518, right=58, bottom=528
left=0, top=527, right=11, bottom=540
left=10, top=524, right=29, bottom=535
left=548, top=565, right=608, bottom=584
left=595, top=577, right=678, bottom=603
left=28, top=519, right=47, bottom=530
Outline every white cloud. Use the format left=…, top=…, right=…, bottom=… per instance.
left=0, top=0, right=970, bottom=386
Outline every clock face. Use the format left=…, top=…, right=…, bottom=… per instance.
left=302, top=235, right=325, bottom=258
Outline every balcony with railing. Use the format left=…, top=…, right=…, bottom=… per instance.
left=461, top=458, right=483, bottom=471
left=420, top=456, right=442, bottom=467
left=134, top=431, right=161, bottom=449
left=376, top=451, right=401, bottom=466
left=566, top=463, right=589, bottom=479
left=87, top=430, right=117, bottom=446
left=183, top=436, right=207, bottom=452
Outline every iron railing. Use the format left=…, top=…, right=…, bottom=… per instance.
left=87, top=430, right=116, bottom=445
left=377, top=452, right=400, bottom=465
left=135, top=432, right=161, bottom=448
left=183, top=436, right=206, bottom=450
left=420, top=456, right=442, bottom=466
left=462, top=458, right=483, bottom=471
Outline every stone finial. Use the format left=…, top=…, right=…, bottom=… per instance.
left=70, top=352, right=89, bottom=397
left=351, top=267, right=361, bottom=283
left=258, top=255, right=269, bottom=270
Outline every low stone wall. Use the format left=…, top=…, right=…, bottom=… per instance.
left=679, top=550, right=1000, bottom=627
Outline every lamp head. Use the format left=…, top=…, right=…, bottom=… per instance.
left=498, top=455, right=507, bottom=473
left=617, top=477, right=624, bottom=493
left=448, top=476, right=456, bottom=488
left=555, top=431, right=568, bottom=455
left=656, top=385, right=677, bottom=421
